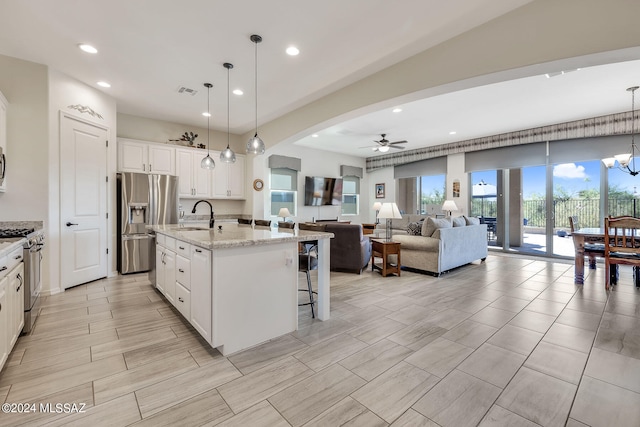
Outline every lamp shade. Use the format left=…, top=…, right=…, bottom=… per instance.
left=442, top=200, right=458, bottom=211
left=372, top=202, right=382, bottom=211
left=441, top=200, right=459, bottom=212
left=377, top=202, right=402, bottom=219
left=278, top=207, right=291, bottom=218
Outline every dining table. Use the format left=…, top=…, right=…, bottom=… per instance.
left=571, top=227, right=606, bottom=285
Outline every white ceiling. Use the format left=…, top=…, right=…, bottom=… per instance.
left=0, top=0, right=638, bottom=159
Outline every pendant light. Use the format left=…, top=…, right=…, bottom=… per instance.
left=201, top=83, right=216, bottom=169
left=246, top=34, right=266, bottom=155
left=220, top=63, right=236, bottom=163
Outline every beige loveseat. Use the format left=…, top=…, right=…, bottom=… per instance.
left=391, top=216, right=488, bottom=275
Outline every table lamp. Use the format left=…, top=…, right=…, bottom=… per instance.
left=278, top=207, right=291, bottom=223
left=377, top=202, right=402, bottom=241
left=372, top=202, right=382, bottom=224
left=441, top=200, right=458, bottom=216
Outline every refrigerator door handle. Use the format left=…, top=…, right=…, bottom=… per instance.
left=122, top=234, right=152, bottom=240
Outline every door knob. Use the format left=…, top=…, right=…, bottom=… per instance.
left=66, top=222, right=78, bottom=227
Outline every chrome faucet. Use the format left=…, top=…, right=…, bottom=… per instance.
left=192, top=200, right=215, bottom=228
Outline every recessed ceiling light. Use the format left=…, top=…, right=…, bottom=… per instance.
left=286, top=46, right=300, bottom=56
left=232, top=89, right=243, bottom=95
left=392, top=108, right=402, bottom=113
left=97, top=81, right=111, bottom=88
left=449, top=131, right=457, bottom=135
left=202, top=112, right=211, bottom=117
left=311, top=134, right=319, bottom=138
left=79, top=44, right=98, bottom=54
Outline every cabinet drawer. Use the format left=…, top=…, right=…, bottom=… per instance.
left=176, top=241, right=191, bottom=257
left=156, top=233, right=166, bottom=246
left=176, top=255, right=191, bottom=290
left=7, top=247, right=23, bottom=272
left=175, top=282, right=191, bottom=319
left=165, top=236, right=176, bottom=251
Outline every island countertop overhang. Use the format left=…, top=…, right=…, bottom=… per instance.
left=149, top=223, right=333, bottom=250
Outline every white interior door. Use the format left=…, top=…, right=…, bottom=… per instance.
left=60, top=115, right=108, bottom=289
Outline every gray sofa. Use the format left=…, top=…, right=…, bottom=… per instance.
left=323, top=223, right=372, bottom=274
left=391, top=216, right=487, bottom=275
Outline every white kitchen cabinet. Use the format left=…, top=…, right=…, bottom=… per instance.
left=0, top=90, right=8, bottom=192
left=8, top=262, right=24, bottom=349
left=190, top=246, right=212, bottom=343
left=176, top=148, right=211, bottom=198
left=155, top=243, right=176, bottom=304
left=212, top=153, right=245, bottom=199
left=118, top=138, right=176, bottom=175
left=0, top=276, right=7, bottom=369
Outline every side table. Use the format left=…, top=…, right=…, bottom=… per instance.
left=362, top=223, right=376, bottom=235
left=371, top=239, right=401, bottom=277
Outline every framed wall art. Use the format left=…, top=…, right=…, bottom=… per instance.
left=375, top=183, right=385, bottom=199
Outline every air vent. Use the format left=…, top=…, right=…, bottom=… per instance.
left=177, top=86, right=198, bottom=96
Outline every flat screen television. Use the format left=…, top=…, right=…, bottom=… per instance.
left=304, top=176, right=343, bottom=206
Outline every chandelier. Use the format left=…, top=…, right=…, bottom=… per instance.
left=602, top=86, right=639, bottom=176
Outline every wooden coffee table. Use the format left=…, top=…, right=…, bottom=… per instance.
left=371, top=239, right=401, bottom=277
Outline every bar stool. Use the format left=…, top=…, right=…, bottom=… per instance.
left=238, top=218, right=253, bottom=225
left=278, top=221, right=295, bottom=229
left=297, top=223, right=326, bottom=318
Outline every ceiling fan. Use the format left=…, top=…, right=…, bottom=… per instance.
left=361, top=134, right=407, bottom=152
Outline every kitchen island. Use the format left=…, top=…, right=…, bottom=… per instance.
left=149, top=223, right=333, bottom=356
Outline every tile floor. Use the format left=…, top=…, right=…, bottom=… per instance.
left=1, top=254, right=640, bottom=426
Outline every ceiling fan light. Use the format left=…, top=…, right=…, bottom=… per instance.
left=602, top=157, right=616, bottom=168
left=378, top=145, right=390, bottom=153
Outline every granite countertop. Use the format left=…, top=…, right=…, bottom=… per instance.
left=0, top=221, right=44, bottom=231
left=150, top=223, right=334, bottom=249
left=0, top=239, right=25, bottom=259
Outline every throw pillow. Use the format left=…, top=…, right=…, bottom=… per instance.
left=421, top=216, right=452, bottom=237
left=452, top=216, right=466, bottom=227
left=406, top=221, right=422, bottom=235
left=464, top=215, right=480, bottom=226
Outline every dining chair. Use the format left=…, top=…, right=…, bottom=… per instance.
left=604, top=216, right=640, bottom=290
left=569, top=215, right=603, bottom=269
left=277, top=221, right=295, bottom=229
left=237, top=218, right=253, bottom=225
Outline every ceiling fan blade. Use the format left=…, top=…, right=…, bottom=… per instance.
left=389, top=140, right=408, bottom=145
left=390, top=145, right=405, bottom=150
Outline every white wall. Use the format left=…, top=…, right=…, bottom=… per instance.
left=48, top=68, right=117, bottom=293
left=0, top=55, right=49, bottom=220
left=446, top=153, right=468, bottom=216
left=366, top=167, right=395, bottom=221
left=252, top=144, right=368, bottom=224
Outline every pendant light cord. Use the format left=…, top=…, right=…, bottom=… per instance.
left=254, top=37, right=259, bottom=137
left=228, top=65, right=231, bottom=148
left=207, top=84, right=211, bottom=155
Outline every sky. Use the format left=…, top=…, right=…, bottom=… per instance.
left=468, top=161, right=640, bottom=199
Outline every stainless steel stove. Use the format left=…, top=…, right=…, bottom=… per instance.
left=0, top=227, right=44, bottom=334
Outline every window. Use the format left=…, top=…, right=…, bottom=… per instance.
left=270, top=168, right=297, bottom=216
left=418, top=174, right=445, bottom=214
left=341, top=176, right=359, bottom=215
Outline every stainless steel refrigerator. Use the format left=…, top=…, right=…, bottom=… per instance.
left=117, top=172, right=178, bottom=274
